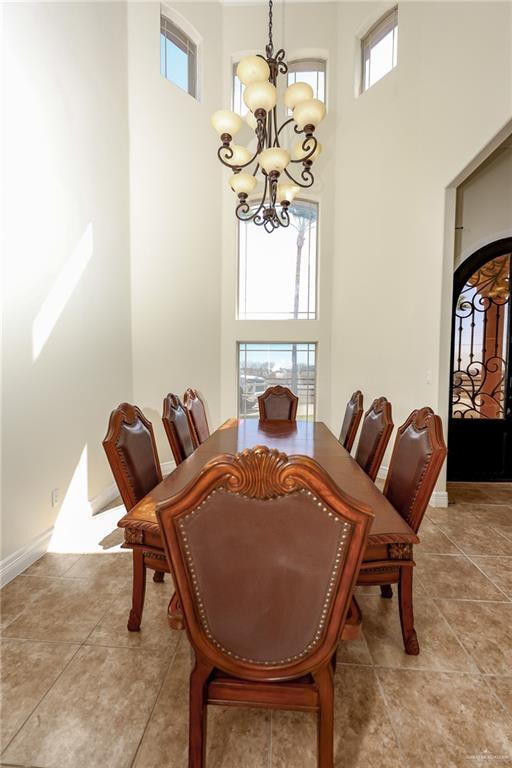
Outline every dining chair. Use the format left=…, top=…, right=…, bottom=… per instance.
left=103, top=403, right=174, bottom=631
left=258, top=385, right=299, bottom=420
left=156, top=445, right=373, bottom=768
left=357, top=407, right=447, bottom=654
left=184, top=388, right=210, bottom=447
left=162, top=393, right=196, bottom=465
left=354, top=397, right=394, bottom=481
left=338, top=390, right=363, bottom=452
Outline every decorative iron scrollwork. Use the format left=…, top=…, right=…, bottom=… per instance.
left=451, top=254, right=510, bottom=419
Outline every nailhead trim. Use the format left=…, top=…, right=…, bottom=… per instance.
left=177, top=487, right=352, bottom=665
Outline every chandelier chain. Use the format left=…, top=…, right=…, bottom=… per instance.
left=268, top=0, right=273, bottom=53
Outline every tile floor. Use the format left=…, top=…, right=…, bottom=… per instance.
left=1, top=483, right=511, bottom=768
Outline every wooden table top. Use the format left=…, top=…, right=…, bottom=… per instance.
left=118, top=419, right=419, bottom=547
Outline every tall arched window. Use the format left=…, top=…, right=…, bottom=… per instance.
left=287, top=59, right=326, bottom=104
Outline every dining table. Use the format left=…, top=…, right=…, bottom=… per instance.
left=118, top=418, right=420, bottom=600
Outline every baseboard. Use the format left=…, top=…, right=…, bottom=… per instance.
left=376, top=465, right=448, bottom=508
left=0, top=527, right=54, bottom=587
left=161, top=460, right=175, bottom=476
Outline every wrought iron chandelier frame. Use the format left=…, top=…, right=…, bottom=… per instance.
left=215, top=0, right=321, bottom=233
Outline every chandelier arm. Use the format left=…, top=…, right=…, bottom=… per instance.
left=283, top=165, right=315, bottom=188
left=275, top=117, right=295, bottom=141
left=218, top=145, right=261, bottom=171
left=289, top=135, right=318, bottom=163
left=236, top=174, right=269, bottom=223
left=274, top=49, right=289, bottom=75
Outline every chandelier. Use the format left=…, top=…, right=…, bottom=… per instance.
left=211, top=0, right=326, bottom=233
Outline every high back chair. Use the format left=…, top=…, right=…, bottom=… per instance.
left=339, top=391, right=364, bottom=452
left=184, top=388, right=210, bottom=447
left=354, top=397, right=394, bottom=481
left=103, top=403, right=168, bottom=631
left=357, top=407, right=447, bottom=654
left=162, top=393, right=196, bottom=465
left=156, top=446, right=373, bottom=768
left=258, top=385, right=299, bottom=420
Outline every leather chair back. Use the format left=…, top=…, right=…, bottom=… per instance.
left=384, top=407, right=447, bottom=533
left=162, top=393, right=195, bottom=465
left=156, top=446, right=373, bottom=680
left=103, top=403, right=162, bottom=511
left=258, top=386, right=299, bottom=421
left=339, top=391, right=364, bottom=452
left=355, top=397, right=394, bottom=481
left=184, top=388, right=210, bottom=447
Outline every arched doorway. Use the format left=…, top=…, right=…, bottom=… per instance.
left=448, top=238, right=512, bottom=480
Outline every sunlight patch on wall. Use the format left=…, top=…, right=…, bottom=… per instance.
left=32, top=223, right=94, bottom=361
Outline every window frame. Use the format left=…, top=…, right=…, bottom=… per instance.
left=236, top=198, right=320, bottom=321
left=360, top=6, right=398, bottom=94
left=160, top=12, right=198, bottom=99
left=237, top=341, right=318, bottom=420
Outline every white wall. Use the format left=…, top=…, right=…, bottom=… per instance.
left=333, top=1, right=512, bottom=478
left=1, top=3, right=132, bottom=560
left=455, top=140, right=512, bottom=266
left=220, top=2, right=338, bottom=425
left=127, top=2, right=223, bottom=463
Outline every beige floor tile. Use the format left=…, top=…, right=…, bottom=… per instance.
left=479, top=485, right=512, bottom=505
left=86, top=579, right=182, bottom=651
left=435, top=600, right=512, bottom=675
left=207, top=708, right=270, bottom=768
left=0, top=638, right=79, bottom=750
left=447, top=484, right=494, bottom=504
left=435, top=522, right=512, bottom=557
left=23, top=553, right=82, bottom=578
left=62, top=552, right=132, bottom=582
left=336, top=631, right=373, bottom=666
left=0, top=577, right=39, bottom=631
left=132, top=638, right=190, bottom=768
left=471, top=557, right=512, bottom=598
left=377, top=668, right=512, bottom=767
left=358, top=594, right=478, bottom=673
left=486, top=677, right=512, bottom=718
left=417, top=517, right=460, bottom=554
left=3, top=644, right=170, bottom=768
left=271, top=666, right=406, bottom=768
left=414, top=553, right=505, bottom=600
left=1, top=575, right=123, bottom=642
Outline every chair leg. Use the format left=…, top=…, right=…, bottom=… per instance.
left=189, top=657, right=212, bottom=768
left=127, top=549, right=146, bottom=632
left=398, top=567, right=419, bottom=655
left=380, top=584, right=393, bottom=599
left=314, top=664, right=334, bottom=768
left=153, top=570, right=165, bottom=583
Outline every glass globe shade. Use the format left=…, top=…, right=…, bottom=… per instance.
left=229, top=145, right=252, bottom=166
left=229, top=173, right=257, bottom=196
left=211, top=110, right=242, bottom=137
left=246, top=111, right=258, bottom=130
left=277, top=183, right=299, bottom=204
left=293, top=99, right=326, bottom=130
left=259, top=147, right=290, bottom=174
left=284, top=82, right=314, bottom=111
left=237, top=56, right=270, bottom=86
left=292, top=140, right=322, bottom=163
left=244, top=81, right=277, bottom=114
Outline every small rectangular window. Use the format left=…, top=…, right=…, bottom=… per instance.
left=238, top=201, right=318, bottom=320
left=287, top=59, right=326, bottom=105
left=361, top=7, right=398, bottom=93
left=160, top=14, right=197, bottom=98
left=238, top=342, right=317, bottom=420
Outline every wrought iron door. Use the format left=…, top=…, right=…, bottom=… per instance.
left=448, top=238, right=512, bottom=480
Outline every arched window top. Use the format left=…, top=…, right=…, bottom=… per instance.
left=361, top=6, right=398, bottom=93
left=160, top=9, right=200, bottom=99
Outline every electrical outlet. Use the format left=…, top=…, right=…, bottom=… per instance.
left=51, top=488, right=60, bottom=508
